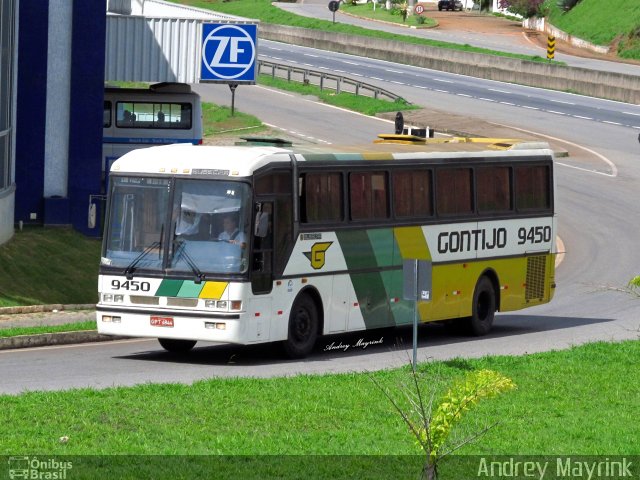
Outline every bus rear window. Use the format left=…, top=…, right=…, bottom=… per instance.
left=516, top=165, right=550, bottom=211
left=349, top=171, right=388, bottom=220
left=393, top=170, right=432, bottom=218
left=303, top=172, right=342, bottom=223
left=436, top=167, right=473, bottom=216
left=115, top=102, right=192, bottom=129
left=477, top=166, right=512, bottom=213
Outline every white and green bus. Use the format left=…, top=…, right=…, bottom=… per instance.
left=96, top=139, right=556, bottom=358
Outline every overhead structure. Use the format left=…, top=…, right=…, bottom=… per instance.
left=106, top=0, right=257, bottom=83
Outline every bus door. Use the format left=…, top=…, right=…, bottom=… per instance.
left=251, top=201, right=274, bottom=295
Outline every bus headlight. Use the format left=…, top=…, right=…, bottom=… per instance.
left=102, top=294, right=124, bottom=303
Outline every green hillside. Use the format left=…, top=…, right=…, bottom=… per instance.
left=546, top=0, right=640, bottom=59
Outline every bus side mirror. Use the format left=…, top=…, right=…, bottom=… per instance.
left=88, top=202, right=97, bottom=229
left=254, top=212, right=269, bottom=237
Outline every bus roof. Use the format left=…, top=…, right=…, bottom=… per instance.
left=110, top=139, right=554, bottom=177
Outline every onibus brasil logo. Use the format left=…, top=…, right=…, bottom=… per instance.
left=304, top=242, right=333, bottom=269
left=8, top=456, right=72, bottom=479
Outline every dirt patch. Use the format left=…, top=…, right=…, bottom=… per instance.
left=416, top=3, right=638, bottom=64
left=423, top=4, right=524, bottom=35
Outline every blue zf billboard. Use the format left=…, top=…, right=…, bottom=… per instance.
left=201, top=23, right=258, bottom=83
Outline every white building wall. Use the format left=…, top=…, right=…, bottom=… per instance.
left=0, top=187, right=15, bottom=244
left=0, top=0, right=18, bottom=245
left=43, top=0, right=73, bottom=197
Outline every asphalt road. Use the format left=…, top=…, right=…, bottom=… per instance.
left=276, top=0, right=640, bottom=76
left=1, top=16, right=639, bottom=395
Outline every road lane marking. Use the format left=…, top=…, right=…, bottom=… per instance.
left=494, top=123, right=618, bottom=177
left=549, top=99, right=575, bottom=105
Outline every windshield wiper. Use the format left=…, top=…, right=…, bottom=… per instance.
left=173, top=240, right=206, bottom=284
left=123, top=241, right=160, bottom=280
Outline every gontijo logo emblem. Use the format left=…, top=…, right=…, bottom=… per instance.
left=201, top=23, right=257, bottom=82
left=304, top=242, right=333, bottom=270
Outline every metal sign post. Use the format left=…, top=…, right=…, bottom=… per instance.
left=403, top=259, right=432, bottom=369
left=328, top=1, right=340, bottom=23
left=229, top=83, right=238, bottom=116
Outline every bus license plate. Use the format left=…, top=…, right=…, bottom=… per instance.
left=150, top=316, right=174, bottom=327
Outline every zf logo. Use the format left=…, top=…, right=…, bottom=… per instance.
left=304, top=242, right=333, bottom=270
left=201, top=23, right=257, bottom=81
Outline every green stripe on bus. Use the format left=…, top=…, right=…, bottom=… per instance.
left=302, top=154, right=339, bottom=162
left=177, top=281, right=204, bottom=298
left=337, top=230, right=390, bottom=329
left=367, top=228, right=398, bottom=267
left=155, top=279, right=183, bottom=297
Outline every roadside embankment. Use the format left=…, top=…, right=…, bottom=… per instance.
left=259, top=23, right=640, bottom=104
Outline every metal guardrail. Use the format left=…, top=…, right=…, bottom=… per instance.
left=258, top=60, right=408, bottom=104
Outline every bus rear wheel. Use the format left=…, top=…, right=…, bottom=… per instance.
left=466, top=276, right=496, bottom=336
left=158, top=338, right=197, bottom=353
left=283, top=294, right=319, bottom=359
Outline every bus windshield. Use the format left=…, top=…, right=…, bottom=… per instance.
left=102, top=176, right=251, bottom=276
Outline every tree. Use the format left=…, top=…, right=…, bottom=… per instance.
left=498, top=0, right=545, bottom=18
left=371, top=367, right=516, bottom=479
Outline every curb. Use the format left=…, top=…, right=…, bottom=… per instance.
left=0, top=330, right=129, bottom=350
left=437, top=127, right=570, bottom=158
left=0, top=304, right=95, bottom=315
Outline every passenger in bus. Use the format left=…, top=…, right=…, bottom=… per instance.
left=175, top=208, right=201, bottom=236
left=157, top=111, right=165, bottom=123
left=218, top=214, right=245, bottom=245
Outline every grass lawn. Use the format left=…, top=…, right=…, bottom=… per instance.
left=547, top=0, right=640, bottom=47
left=202, top=102, right=265, bottom=136
left=340, top=2, right=438, bottom=29
left=1, top=340, right=638, bottom=466
left=258, top=74, right=417, bottom=115
left=0, top=321, right=96, bottom=338
left=0, top=227, right=101, bottom=307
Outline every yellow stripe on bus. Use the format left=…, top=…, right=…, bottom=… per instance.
left=362, top=152, right=394, bottom=161
left=199, top=281, right=228, bottom=300
left=394, top=226, right=432, bottom=261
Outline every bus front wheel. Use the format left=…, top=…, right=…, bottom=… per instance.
left=283, top=294, right=319, bottom=359
left=158, top=338, right=197, bottom=353
left=466, top=276, right=496, bottom=336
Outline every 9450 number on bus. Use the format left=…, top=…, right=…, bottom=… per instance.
left=517, top=226, right=551, bottom=245
left=111, top=279, right=151, bottom=291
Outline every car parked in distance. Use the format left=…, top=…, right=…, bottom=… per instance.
left=438, top=0, right=463, bottom=11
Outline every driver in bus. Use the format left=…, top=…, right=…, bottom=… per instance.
left=218, top=214, right=245, bottom=246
